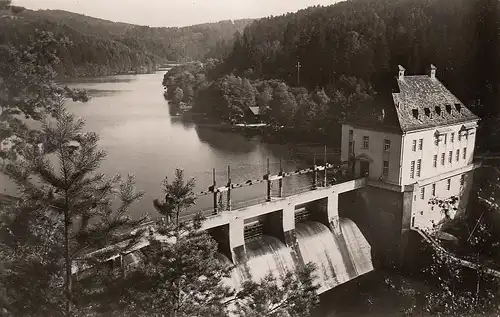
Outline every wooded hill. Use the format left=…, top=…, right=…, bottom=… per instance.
left=221, top=0, right=499, bottom=117
left=163, top=0, right=500, bottom=147
left=0, top=8, right=252, bottom=77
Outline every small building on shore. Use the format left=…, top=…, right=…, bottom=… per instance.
left=244, top=106, right=265, bottom=124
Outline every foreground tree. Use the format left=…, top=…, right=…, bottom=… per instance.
left=231, top=263, right=319, bottom=317
left=0, top=101, right=148, bottom=316
left=386, top=181, right=500, bottom=317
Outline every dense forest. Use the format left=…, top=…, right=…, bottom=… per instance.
left=0, top=8, right=252, bottom=77
left=163, top=0, right=500, bottom=147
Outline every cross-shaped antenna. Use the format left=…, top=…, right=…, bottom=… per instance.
left=296, top=61, right=301, bottom=85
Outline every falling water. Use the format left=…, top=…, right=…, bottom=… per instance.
left=237, top=235, right=296, bottom=284
left=340, top=218, right=374, bottom=276
left=214, top=218, right=373, bottom=295
left=296, top=221, right=350, bottom=293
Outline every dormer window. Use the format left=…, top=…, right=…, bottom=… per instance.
left=455, top=104, right=462, bottom=113
left=445, top=104, right=452, bottom=114
left=424, top=108, right=431, bottom=117
left=412, top=109, right=419, bottom=119
left=435, top=106, right=441, bottom=116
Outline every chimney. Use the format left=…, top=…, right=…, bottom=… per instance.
left=378, top=108, right=386, bottom=122
left=430, top=64, right=436, bottom=79
left=398, top=65, right=405, bottom=80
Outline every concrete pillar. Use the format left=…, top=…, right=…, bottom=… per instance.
left=400, top=184, right=417, bottom=267
left=229, top=217, right=246, bottom=264
left=282, top=204, right=295, bottom=246
left=328, top=192, right=341, bottom=235
left=282, top=203, right=306, bottom=269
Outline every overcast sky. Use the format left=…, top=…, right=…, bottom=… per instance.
left=13, top=0, right=340, bottom=27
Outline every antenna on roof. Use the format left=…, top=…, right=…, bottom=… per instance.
left=398, top=65, right=405, bottom=80
left=430, top=64, right=436, bottom=79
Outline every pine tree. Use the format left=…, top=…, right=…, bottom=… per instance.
left=105, top=169, right=232, bottom=317
left=0, top=100, right=148, bottom=316
left=231, top=263, right=319, bottom=317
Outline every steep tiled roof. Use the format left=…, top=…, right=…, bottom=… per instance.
left=345, top=94, right=402, bottom=134
left=393, top=75, right=479, bottom=132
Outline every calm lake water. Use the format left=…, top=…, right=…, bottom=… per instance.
left=60, top=71, right=313, bottom=219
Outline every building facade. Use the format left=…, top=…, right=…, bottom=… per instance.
left=341, top=64, right=480, bottom=231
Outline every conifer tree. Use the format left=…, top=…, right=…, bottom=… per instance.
left=0, top=100, right=147, bottom=316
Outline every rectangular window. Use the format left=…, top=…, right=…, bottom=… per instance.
left=384, top=139, right=391, bottom=152
left=458, top=133, right=462, bottom=142
left=434, top=137, right=439, bottom=146
left=460, top=174, right=465, bottom=186
left=432, top=183, right=436, bottom=196
left=463, top=147, right=467, bottom=160
left=383, top=160, right=389, bottom=176
left=363, top=136, right=369, bottom=149
left=410, top=161, right=415, bottom=179
left=412, top=140, right=417, bottom=152
left=349, top=129, right=353, bottom=137
left=448, top=150, right=452, bottom=164
left=420, top=187, right=425, bottom=200
left=447, top=179, right=451, bottom=190
left=451, top=132, right=455, bottom=143
left=441, top=153, right=445, bottom=166
left=456, top=149, right=460, bottom=162
left=433, top=155, right=437, bottom=167
left=416, top=159, right=421, bottom=177
left=418, top=139, right=423, bottom=151
left=444, top=134, right=447, bottom=145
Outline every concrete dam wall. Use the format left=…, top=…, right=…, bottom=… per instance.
left=84, top=179, right=374, bottom=295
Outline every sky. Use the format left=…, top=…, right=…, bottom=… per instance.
left=13, top=0, right=340, bottom=27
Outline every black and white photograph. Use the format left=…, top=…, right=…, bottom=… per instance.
left=1, top=0, right=500, bottom=316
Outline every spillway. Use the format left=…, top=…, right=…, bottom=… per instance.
left=340, top=218, right=373, bottom=276
left=236, top=235, right=296, bottom=286
left=295, top=221, right=350, bottom=292
left=218, top=218, right=373, bottom=294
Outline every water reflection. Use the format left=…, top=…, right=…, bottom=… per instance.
left=48, top=72, right=311, bottom=219
left=169, top=116, right=196, bottom=129
left=195, top=126, right=258, bottom=154
left=61, top=76, right=136, bottom=84
left=85, top=89, right=128, bottom=97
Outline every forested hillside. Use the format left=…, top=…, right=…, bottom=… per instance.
left=222, top=0, right=499, bottom=116
left=163, top=0, right=500, bottom=145
left=0, top=7, right=252, bottom=77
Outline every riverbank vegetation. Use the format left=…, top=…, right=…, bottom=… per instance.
left=0, top=4, right=251, bottom=78
left=163, top=59, right=377, bottom=144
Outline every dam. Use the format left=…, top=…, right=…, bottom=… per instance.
left=79, top=173, right=376, bottom=294
left=200, top=177, right=373, bottom=293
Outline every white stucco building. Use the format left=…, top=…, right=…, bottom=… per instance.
left=341, top=65, right=480, bottom=230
